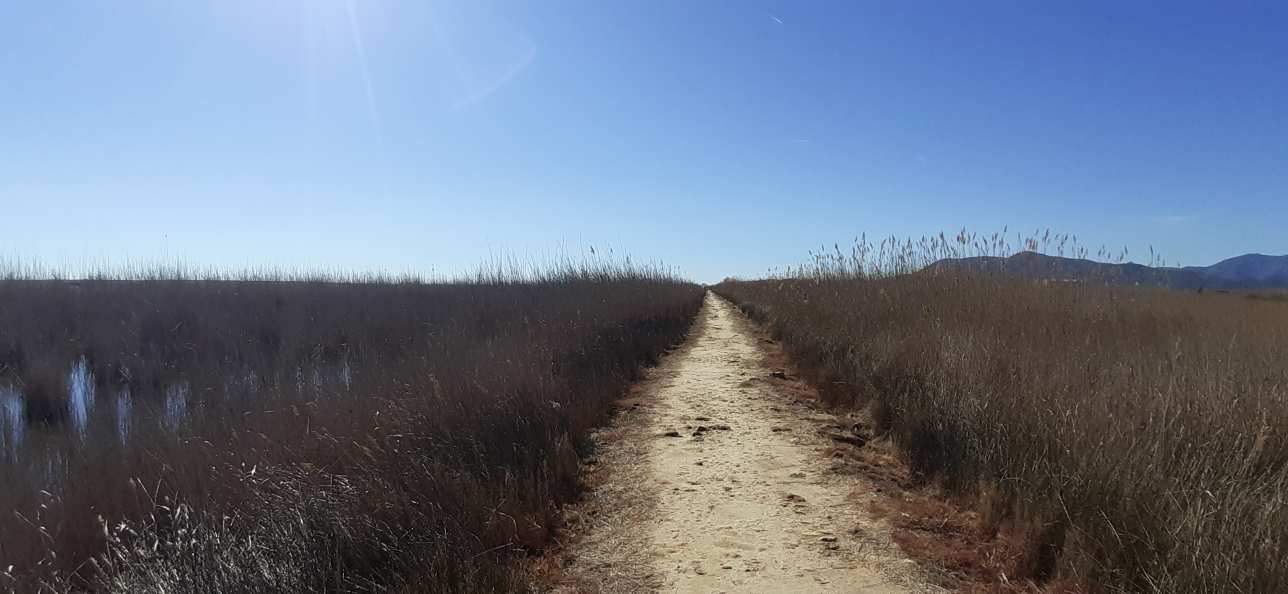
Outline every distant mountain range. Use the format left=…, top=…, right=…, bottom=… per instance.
left=926, top=252, right=1288, bottom=290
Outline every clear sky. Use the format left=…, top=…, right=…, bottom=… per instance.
left=3, top=1, right=1286, bottom=282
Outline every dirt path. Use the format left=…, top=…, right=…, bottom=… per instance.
left=549, top=293, right=938, bottom=594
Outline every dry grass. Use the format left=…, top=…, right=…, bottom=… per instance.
left=715, top=234, right=1288, bottom=593
left=0, top=262, right=702, bottom=592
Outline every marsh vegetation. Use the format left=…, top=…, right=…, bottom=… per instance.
left=0, top=263, right=702, bottom=592
left=716, top=234, right=1288, bottom=593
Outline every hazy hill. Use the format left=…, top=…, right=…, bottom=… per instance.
left=1191, top=253, right=1288, bottom=287
left=927, top=252, right=1288, bottom=290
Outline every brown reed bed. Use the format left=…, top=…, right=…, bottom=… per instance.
left=0, top=261, right=702, bottom=593
left=716, top=233, right=1288, bottom=593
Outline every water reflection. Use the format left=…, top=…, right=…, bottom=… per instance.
left=115, top=388, right=132, bottom=442
left=68, top=357, right=95, bottom=434
left=0, top=358, right=354, bottom=452
left=0, top=384, right=24, bottom=453
left=164, top=382, right=189, bottom=430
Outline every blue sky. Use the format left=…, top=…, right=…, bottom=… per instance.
left=2, top=1, right=1285, bottom=282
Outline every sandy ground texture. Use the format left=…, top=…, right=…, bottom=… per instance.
left=548, top=293, right=940, bottom=594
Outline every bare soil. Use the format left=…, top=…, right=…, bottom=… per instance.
left=545, top=293, right=941, bottom=593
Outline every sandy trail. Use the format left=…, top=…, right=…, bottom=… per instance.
left=552, top=293, right=936, bottom=594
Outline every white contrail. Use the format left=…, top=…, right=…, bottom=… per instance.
left=768, top=13, right=784, bottom=24
left=452, top=44, right=538, bottom=110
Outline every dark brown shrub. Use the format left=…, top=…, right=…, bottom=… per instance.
left=22, top=368, right=67, bottom=428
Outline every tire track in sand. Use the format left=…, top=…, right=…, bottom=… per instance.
left=550, top=293, right=940, bottom=594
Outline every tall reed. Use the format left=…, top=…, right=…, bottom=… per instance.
left=0, top=260, right=702, bottom=593
left=717, top=233, right=1288, bottom=593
